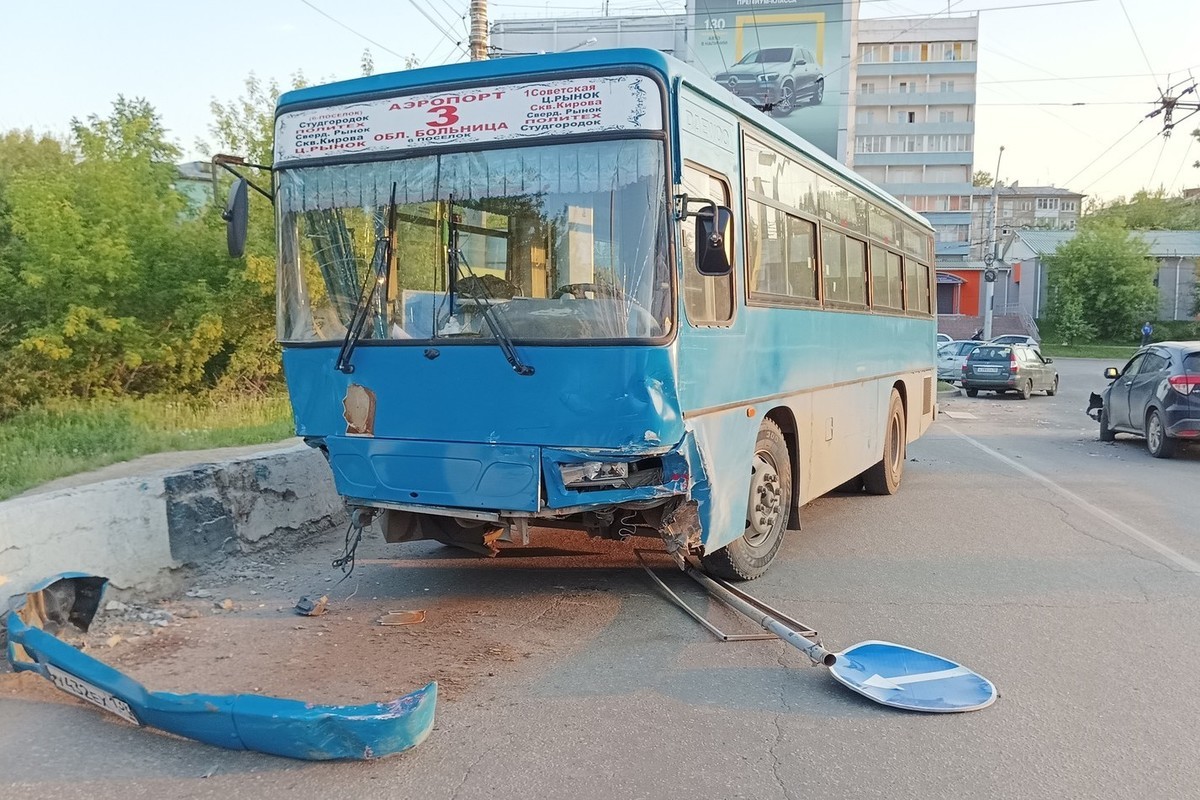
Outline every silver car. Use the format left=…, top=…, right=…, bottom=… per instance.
left=938, top=340, right=982, bottom=383
left=713, top=46, right=825, bottom=116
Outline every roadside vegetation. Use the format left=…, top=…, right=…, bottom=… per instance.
left=0, top=77, right=306, bottom=496
left=1036, top=343, right=1138, bottom=360
left=0, top=393, right=294, bottom=500
left=1036, top=187, right=1200, bottom=354
left=1038, top=315, right=1200, bottom=361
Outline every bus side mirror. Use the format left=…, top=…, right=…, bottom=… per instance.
left=223, top=178, right=249, bottom=258
left=696, top=205, right=733, bottom=277
left=1104, top=367, right=1119, bottom=380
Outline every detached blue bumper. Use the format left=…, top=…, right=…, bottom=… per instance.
left=5, top=574, right=436, bottom=761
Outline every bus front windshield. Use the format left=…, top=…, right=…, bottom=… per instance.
left=277, top=139, right=671, bottom=344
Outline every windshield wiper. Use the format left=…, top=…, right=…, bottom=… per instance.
left=443, top=195, right=534, bottom=376
left=336, top=182, right=398, bottom=374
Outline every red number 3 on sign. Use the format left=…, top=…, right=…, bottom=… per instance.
left=427, top=106, right=460, bottom=127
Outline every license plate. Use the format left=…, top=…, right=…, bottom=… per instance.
left=46, top=664, right=140, bottom=725
left=975, top=367, right=1000, bottom=374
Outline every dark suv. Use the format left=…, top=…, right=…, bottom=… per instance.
left=713, top=47, right=824, bottom=116
left=961, top=343, right=1059, bottom=399
left=1092, top=341, right=1200, bottom=458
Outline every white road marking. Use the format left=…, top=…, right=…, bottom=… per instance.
left=862, top=666, right=973, bottom=691
left=947, top=427, right=1200, bottom=576
left=941, top=411, right=978, bottom=420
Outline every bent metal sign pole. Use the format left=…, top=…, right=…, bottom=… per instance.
left=647, top=556, right=997, bottom=713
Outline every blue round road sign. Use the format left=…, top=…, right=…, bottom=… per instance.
left=828, top=641, right=997, bottom=713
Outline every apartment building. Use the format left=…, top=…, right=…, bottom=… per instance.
left=851, top=17, right=979, bottom=280
left=969, top=184, right=1085, bottom=260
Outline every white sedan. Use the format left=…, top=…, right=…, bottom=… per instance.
left=989, top=334, right=1039, bottom=347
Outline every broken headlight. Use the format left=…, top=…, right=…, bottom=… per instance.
left=559, top=461, right=630, bottom=488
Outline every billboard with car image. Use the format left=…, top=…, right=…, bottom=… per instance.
left=686, top=0, right=856, bottom=160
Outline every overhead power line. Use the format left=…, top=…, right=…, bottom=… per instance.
left=1166, top=137, right=1195, bottom=193
left=1147, top=136, right=1168, bottom=188
left=1061, top=119, right=1145, bottom=188
left=1078, top=128, right=1163, bottom=193
left=299, top=0, right=411, bottom=60
left=418, top=0, right=465, bottom=40
left=1116, top=0, right=1160, bottom=93
left=407, top=0, right=470, bottom=55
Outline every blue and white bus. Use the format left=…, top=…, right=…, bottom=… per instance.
left=250, top=48, right=936, bottom=580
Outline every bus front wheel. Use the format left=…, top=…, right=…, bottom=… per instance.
left=701, top=419, right=791, bottom=581
left=864, top=390, right=906, bottom=496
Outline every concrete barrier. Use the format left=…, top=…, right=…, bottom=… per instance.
left=0, top=444, right=345, bottom=605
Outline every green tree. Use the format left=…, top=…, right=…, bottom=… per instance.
left=972, top=170, right=992, bottom=187
left=0, top=98, right=233, bottom=414
left=1047, top=285, right=1094, bottom=345
left=203, top=73, right=305, bottom=167
left=1088, top=188, right=1200, bottom=230
left=1044, top=222, right=1158, bottom=341
left=200, top=74, right=309, bottom=393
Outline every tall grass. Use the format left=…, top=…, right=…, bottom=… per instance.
left=0, top=394, right=295, bottom=500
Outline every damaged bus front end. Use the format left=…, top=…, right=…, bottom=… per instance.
left=271, top=68, right=708, bottom=559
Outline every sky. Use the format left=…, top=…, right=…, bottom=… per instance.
left=0, top=0, right=1196, bottom=203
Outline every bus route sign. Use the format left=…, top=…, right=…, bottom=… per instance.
left=275, top=74, right=663, bottom=163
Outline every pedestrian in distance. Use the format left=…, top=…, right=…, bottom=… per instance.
left=1141, top=321, right=1153, bottom=346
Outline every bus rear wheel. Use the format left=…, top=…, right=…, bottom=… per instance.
left=864, top=390, right=906, bottom=495
left=702, top=419, right=791, bottom=581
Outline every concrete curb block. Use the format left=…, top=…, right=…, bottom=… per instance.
left=1, top=444, right=345, bottom=605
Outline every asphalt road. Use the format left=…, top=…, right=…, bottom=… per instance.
left=3, top=356, right=1199, bottom=800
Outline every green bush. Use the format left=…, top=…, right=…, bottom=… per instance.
left=0, top=100, right=279, bottom=419
left=1148, top=320, right=1200, bottom=342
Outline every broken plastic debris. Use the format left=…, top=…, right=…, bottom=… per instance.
left=378, top=610, right=426, bottom=626
left=294, top=595, right=329, bottom=616
left=5, top=574, right=436, bottom=760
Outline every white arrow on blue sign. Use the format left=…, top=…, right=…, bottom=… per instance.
left=828, top=641, right=997, bottom=713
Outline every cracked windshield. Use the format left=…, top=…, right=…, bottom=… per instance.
left=277, top=139, right=671, bottom=343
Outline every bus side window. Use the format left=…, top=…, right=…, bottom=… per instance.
left=903, top=256, right=931, bottom=314
left=681, top=165, right=734, bottom=325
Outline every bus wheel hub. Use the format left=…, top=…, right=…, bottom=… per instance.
left=747, top=454, right=782, bottom=542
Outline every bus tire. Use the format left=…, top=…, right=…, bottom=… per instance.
left=864, top=390, right=906, bottom=496
left=701, top=419, right=791, bottom=581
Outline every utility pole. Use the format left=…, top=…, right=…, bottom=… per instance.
left=469, top=0, right=488, bottom=61
left=982, top=145, right=1004, bottom=341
